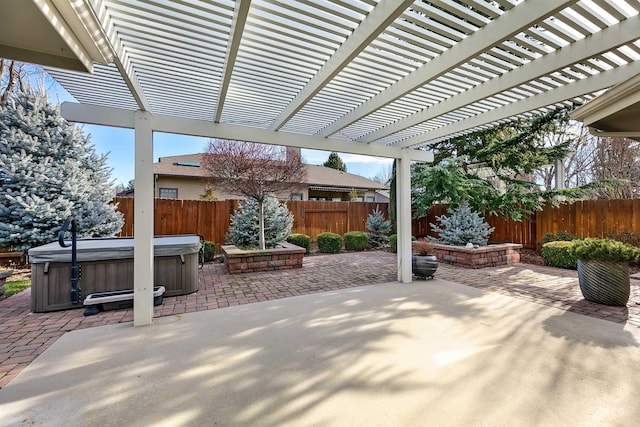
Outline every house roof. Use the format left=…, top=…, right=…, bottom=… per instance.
left=153, top=153, right=385, bottom=191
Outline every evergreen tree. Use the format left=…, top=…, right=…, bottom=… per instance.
left=430, top=203, right=495, bottom=246
left=412, top=108, right=603, bottom=221
left=366, top=206, right=392, bottom=248
left=225, top=196, right=293, bottom=249
left=323, top=152, right=347, bottom=172
left=0, top=93, right=123, bottom=250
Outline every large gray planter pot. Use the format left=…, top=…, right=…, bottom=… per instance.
left=577, top=259, right=630, bottom=306
left=412, top=255, right=438, bottom=279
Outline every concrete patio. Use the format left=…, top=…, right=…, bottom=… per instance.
left=1, top=251, right=640, bottom=425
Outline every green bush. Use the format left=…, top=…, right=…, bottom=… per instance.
left=287, top=233, right=311, bottom=254
left=537, top=230, right=578, bottom=249
left=202, top=241, right=216, bottom=262
left=568, top=238, right=640, bottom=263
left=541, top=241, right=577, bottom=269
left=389, top=234, right=417, bottom=253
left=317, top=232, right=343, bottom=253
left=344, top=231, right=368, bottom=251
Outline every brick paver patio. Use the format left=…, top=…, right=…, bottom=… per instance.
left=1, top=251, right=639, bottom=388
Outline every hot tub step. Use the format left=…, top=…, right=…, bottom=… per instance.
left=83, top=286, right=165, bottom=316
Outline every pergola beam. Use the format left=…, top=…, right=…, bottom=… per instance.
left=314, top=0, right=577, bottom=138
left=214, top=0, right=251, bottom=122
left=362, top=14, right=640, bottom=144
left=60, top=102, right=433, bottom=162
left=403, top=60, right=640, bottom=147
left=268, top=0, right=415, bottom=131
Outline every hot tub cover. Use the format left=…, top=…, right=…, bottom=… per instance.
left=29, top=235, right=201, bottom=263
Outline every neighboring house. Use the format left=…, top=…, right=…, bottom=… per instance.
left=150, top=153, right=387, bottom=202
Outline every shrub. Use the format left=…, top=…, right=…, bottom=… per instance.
left=287, top=233, right=311, bottom=254
left=366, top=206, right=392, bottom=248
left=606, top=231, right=640, bottom=249
left=537, top=230, right=578, bottom=249
left=568, top=238, right=640, bottom=263
left=317, top=232, right=343, bottom=253
left=344, top=231, right=368, bottom=251
left=430, top=203, right=495, bottom=246
left=541, top=241, right=577, bottom=269
left=202, top=241, right=216, bottom=262
left=412, top=240, right=434, bottom=255
left=389, top=234, right=417, bottom=253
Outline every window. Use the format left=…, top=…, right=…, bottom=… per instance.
left=355, top=196, right=364, bottom=202
left=291, top=193, right=303, bottom=201
left=332, top=197, right=342, bottom=202
left=366, top=196, right=375, bottom=202
left=159, top=188, right=178, bottom=199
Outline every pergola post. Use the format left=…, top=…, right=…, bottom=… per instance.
left=396, top=152, right=412, bottom=283
left=133, top=110, right=155, bottom=326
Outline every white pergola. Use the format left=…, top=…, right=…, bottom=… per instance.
left=3, top=0, right=640, bottom=326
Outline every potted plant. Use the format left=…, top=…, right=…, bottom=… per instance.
left=568, top=238, right=640, bottom=306
left=412, top=240, right=439, bottom=279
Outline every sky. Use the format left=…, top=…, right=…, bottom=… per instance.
left=44, top=74, right=393, bottom=188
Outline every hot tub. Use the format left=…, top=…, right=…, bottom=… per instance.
left=29, top=235, right=200, bottom=312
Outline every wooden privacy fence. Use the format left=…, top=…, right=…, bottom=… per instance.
left=413, top=199, right=640, bottom=248
left=114, top=198, right=391, bottom=251
left=114, top=198, right=640, bottom=251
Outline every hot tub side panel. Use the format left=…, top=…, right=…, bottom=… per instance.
left=31, top=253, right=199, bottom=312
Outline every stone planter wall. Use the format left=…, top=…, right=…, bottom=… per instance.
left=222, top=242, right=305, bottom=274
left=432, top=243, right=522, bottom=269
left=0, top=269, right=13, bottom=298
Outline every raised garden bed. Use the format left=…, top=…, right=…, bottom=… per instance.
left=222, top=242, right=305, bottom=274
left=432, top=243, right=522, bottom=269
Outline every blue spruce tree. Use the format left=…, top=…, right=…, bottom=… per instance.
left=430, top=203, right=495, bottom=246
left=225, top=196, right=293, bottom=249
left=0, top=93, right=123, bottom=250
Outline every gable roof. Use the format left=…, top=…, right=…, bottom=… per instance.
left=153, top=153, right=385, bottom=190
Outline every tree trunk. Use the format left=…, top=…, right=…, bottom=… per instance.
left=258, top=200, right=266, bottom=250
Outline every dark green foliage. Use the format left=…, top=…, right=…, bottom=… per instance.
left=568, top=238, right=640, bottom=263
left=541, top=241, right=577, bottom=269
left=323, top=152, right=347, bottom=172
left=344, top=231, right=368, bottom=251
left=411, top=108, right=604, bottom=221
left=606, top=232, right=640, bottom=249
left=317, top=232, right=343, bottom=253
left=430, top=203, right=495, bottom=246
left=366, top=206, right=392, bottom=248
left=202, top=241, right=216, bottom=262
left=287, top=233, right=311, bottom=254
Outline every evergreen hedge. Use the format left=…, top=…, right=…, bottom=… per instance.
left=317, top=232, right=343, bottom=253
left=287, top=233, right=311, bottom=254
left=541, top=241, right=577, bottom=269
left=344, top=231, right=368, bottom=251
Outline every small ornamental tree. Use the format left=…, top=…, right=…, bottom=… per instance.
left=366, top=206, right=392, bottom=248
left=430, top=203, right=495, bottom=246
left=323, top=152, right=347, bottom=172
left=202, top=140, right=306, bottom=250
left=0, top=92, right=123, bottom=251
left=225, top=196, right=293, bottom=249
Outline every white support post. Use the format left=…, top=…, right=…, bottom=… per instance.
left=133, top=110, right=154, bottom=326
left=396, top=153, right=412, bottom=283
left=555, top=160, right=565, bottom=190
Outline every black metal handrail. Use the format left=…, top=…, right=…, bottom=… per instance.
left=58, top=216, right=81, bottom=304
